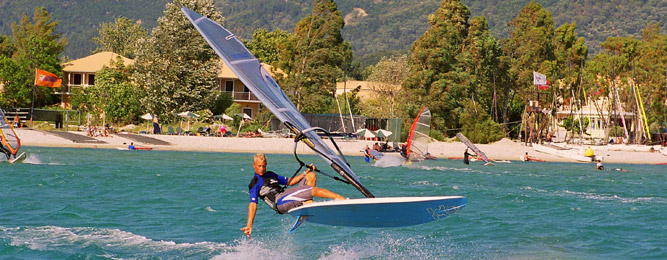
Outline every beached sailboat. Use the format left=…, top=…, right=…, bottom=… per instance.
left=179, top=4, right=465, bottom=230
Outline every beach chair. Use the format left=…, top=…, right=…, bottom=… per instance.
left=175, top=126, right=183, bottom=135
left=168, top=126, right=175, bottom=135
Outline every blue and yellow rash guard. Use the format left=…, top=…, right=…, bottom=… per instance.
left=248, top=171, right=288, bottom=204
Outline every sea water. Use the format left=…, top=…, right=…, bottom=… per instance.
left=0, top=147, right=664, bottom=259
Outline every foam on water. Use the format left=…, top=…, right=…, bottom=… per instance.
left=0, top=225, right=230, bottom=258
left=21, top=153, right=62, bottom=165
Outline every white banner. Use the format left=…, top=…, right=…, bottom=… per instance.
left=533, top=71, right=547, bottom=85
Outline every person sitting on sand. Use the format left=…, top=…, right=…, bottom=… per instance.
left=219, top=124, right=226, bottom=137
left=128, top=142, right=136, bottom=150
left=241, top=153, right=345, bottom=239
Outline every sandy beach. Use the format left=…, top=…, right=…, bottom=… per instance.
left=14, top=128, right=667, bottom=165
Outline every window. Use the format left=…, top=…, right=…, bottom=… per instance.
left=243, top=108, right=252, bottom=119
left=225, top=80, right=234, bottom=92
left=72, top=73, right=82, bottom=85
left=243, top=85, right=250, bottom=93
left=87, top=74, right=95, bottom=85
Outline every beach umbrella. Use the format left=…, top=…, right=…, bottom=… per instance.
left=140, top=113, right=154, bottom=132
left=178, top=111, right=200, bottom=131
left=140, top=113, right=153, bottom=120
left=356, top=128, right=376, bottom=139
left=242, top=113, right=252, bottom=120
left=213, top=114, right=234, bottom=121
left=374, top=129, right=393, bottom=139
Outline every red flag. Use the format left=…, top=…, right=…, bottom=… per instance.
left=34, top=69, right=62, bottom=88
left=538, top=80, right=550, bottom=90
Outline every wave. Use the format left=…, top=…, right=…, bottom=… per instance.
left=560, top=190, right=664, bottom=204
left=0, top=225, right=229, bottom=258
left=22, top=154, right=63, bottom=165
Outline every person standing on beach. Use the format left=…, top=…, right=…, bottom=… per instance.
left=241, top=153, right=345, bottom=239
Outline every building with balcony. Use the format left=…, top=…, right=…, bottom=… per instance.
left=59, top=52, right=280, bottom=119
left=217, top=61, right=280, bottom=119
left=60, top=52, right=134, bottom=108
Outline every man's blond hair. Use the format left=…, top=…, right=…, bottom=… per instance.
left=254, top=153, right=266, bottom=163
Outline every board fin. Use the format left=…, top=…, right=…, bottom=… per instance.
left=288, top=215, right=308, bottom=233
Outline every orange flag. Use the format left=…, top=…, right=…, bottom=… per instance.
left=34, top=68, right=62, bottom=88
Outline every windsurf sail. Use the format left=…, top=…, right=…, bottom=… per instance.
left=405, top=107, right=431, bottom=161
left=178, top=5, right=373, bottom=198
left=455, top=133, right=490, bottom=163
left=0, top=107, right=21, bottom=155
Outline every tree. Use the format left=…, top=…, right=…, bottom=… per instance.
left=459, top=99, right=504, bottom=144
left=0, top=7, right=66, bottom=108
left=245, top=28, right=291, bottom=65
left=133, top=0, right=222, bottom=121
left=70, top=57, right=141, bottom=125
left=276, top=0, right=353, bottom=113
left=93, top=16, right=148, bottom=59
left=403, top=0, right=472, bottom=132
left=503, top=1, right=555, bottom=101
left=363, top=55, right=409, bottom=119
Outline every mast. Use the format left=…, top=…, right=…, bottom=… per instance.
left=631, top=60, right=651, bottom=143
left=343, top=72, right=356, bottom=132
left=612, top=61, right=630, bottom=142
left=333, top=77, right=346, bottom=132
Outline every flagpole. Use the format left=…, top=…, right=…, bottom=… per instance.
left=30, top=85, right=35, bottom=128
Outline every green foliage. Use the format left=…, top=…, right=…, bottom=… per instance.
left=0, top=7, right=65, bottom=108
left=245, top=28, right=291, bottom=65
left=224, top=103, right=242, bottom=129
left=276, top=0, right=352, bottom=114
left=93, top=16, right=148, bottom=59
left=404, top=0, right=486, bottom=132
left=430, top=129, right=444, bottom=142
left=561, top=116, right=590, bottom=135
left=459, top=99, right=504, bottom=144
left=608, top=125, right=625, bottom=137
left=70, top=57, right=141, bottom=125
left=361, top=55, right=409, bottom=119
left=211, top=92, right=234, bottom=116
left=133, top=0, right=222, bottom=122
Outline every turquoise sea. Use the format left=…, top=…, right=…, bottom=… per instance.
left=0, top=146, right=664, bottom=259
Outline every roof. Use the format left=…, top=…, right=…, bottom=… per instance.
left=62, top=52, right=134, bottom=73
left=335, top=80, right=401, bottom=100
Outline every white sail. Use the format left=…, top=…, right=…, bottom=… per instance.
left=179, top=5, right=373, bottom=198
left=405, top=107, right=431, bottom=161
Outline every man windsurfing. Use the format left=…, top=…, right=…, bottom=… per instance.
left=0, top=135, right=12, bottom=160
left=242, top=153, right=345, bottom=239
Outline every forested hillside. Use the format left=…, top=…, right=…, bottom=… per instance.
left=0, top=0, right=665, bottom=66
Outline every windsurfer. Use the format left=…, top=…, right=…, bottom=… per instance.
left=463, top=148, right=471, bottom=165
left=0, top=136, right=13, bottom=160
left=242, top=153, right=344, bottom=239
